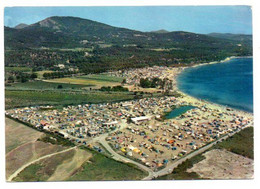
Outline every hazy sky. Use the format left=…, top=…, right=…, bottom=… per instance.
left=4, top=6, right=252, bottom=34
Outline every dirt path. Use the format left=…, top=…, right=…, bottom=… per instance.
left=47, top=149, right=92, bottom=181
left=7, top=146, right=77, bottom=182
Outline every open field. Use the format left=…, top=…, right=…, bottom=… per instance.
left=5, top=117, right=44, bottom=153
left=10, top=144, right=146, bottom=181
left=5, top=90, right=136, bottom=109
left=6, top=140, right=68, bottom=179
left=13, top=149, right=76, bottom=182
left=45, top=76, right=121, bottom=88
left=187, top=149, right=254, bottom=179
left=68, top=149, right=147, bottom=181
left=47, top=149, right=92, bottom=181
left=78, top=74, right=124, bottom=83
left=6, top=80, right=90, bottom=90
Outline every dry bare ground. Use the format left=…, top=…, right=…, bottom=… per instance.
left=5, top=117, right=44, bottom=153
left=187, top=149, right=254, bottom=179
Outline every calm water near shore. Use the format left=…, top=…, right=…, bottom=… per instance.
left=165, top=106, right=196, bottom=119
left=177, top=57, right=253, bottom=113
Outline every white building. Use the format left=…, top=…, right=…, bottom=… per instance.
left=131, top=116, right=151, bottom=125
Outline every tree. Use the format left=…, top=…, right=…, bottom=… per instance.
left=7, top=76, right=14, bottom=83
left=121, top=78, right=126, bottom=85
left=30, top=73, right=38, bottom=79
left=21, top=76, right=28, bottom=83
left=57, top=84, right=63, bottom=89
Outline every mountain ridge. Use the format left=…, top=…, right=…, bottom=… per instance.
left=5, top=16, right=252, bottom=73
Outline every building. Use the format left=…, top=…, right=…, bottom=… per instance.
left=131, top=116, right=151, bottom=125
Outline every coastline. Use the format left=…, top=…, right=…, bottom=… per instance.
left=172, top=56, right=253, bottom=118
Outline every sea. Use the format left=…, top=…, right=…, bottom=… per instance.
left=177, top=57, right=253, bottom=113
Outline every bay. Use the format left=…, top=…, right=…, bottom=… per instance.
left=177, top=57, right=253, bottom=112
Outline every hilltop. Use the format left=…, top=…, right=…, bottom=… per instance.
left=14, top=23, right=28, bottom=29
left=150, top=29, right=169, bottom=33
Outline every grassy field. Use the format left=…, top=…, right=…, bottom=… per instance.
left=46, top=77, right=121, bottom=88
left=44, top=73, right=124, bottom=88
left=78, top=73, right=124, bottom=83
left=68, top=149, right=147, bottom=181
left=6, top=80, right=90, bottom=90
left=5, top=90, right=136, bottom=109
left=155, top=127, right=254, bottom=180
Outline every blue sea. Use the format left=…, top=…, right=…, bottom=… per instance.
left=177, top=57, right=253, bottom=113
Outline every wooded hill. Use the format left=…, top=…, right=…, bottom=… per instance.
left=5, top=16, right=252, bottom=73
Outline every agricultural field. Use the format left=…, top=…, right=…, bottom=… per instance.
left=5, top=117, right=44, bottom=153
left=46, top=74, right=123, bottom=88
left=5, top=90, right=136, bottom=109
left=5, top=80, right=89, bottom=90
left=78, top=74, right=124, bottom=83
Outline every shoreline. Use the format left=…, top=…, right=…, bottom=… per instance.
left=173, top=56, right=253, bottom=117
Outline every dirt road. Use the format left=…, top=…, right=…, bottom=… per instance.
left=7, top=146, right=77, bottom=182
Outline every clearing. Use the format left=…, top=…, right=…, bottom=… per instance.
left=187, top=149, right=254, bottom=179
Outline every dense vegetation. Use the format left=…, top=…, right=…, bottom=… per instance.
left=214, top=127, right=254, bottom=159
left=100, top=85, right=129, bottom=92
left=5, top=16, right=252, bottom=75
left=140, top=77, right=164, bottom=88
left=37, top=133, right=75, bottom=147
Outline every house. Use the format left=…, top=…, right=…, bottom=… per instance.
left=57, top=64, right=65, bottom=69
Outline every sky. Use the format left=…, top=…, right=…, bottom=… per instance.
left=4, top=6, right=252, bottom=34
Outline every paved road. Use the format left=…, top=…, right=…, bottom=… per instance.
left=99, top=137, right=154, bottom=178
left=7, top=146, right=77, bottom=182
